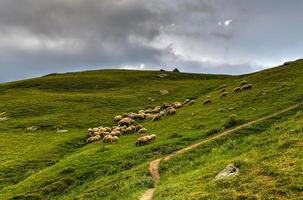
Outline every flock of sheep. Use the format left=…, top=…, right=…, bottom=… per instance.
left=203, top=80, right=253, bottom=105
left=86, top=98, right=195, bottom=146
left=86, top=79, right=253, bottom=146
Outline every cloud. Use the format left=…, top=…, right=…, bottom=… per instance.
left=0, top=0, right=303, bottom=82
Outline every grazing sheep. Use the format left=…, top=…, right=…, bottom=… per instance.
left=104, top=127, right=111, bottom=132
left=153, top=114, right=161, bottom=121
left=130, top=125, right=136, bottom=131
left=167, top=107, right=176, bottom=115
left=135, top=124, right=143, bottom=131
left=203, top=98, right=212, bottom=105
left=189, top=100, right=196, bottom=105
left=184, top=99, right=190, bottom=104
left=135, top=136, right=149, bottom=146
left=241, top=84, right=253, bottom=90
left=103, top=135, right=118, bottom=143
left=153, top=106, right=161, bottom=113
left=148, top=134, right=156, bottom=142
left=145, top=114, right=155, bottom=119
left=161, top=103, right=171, bottom=110
left=134, top=113, right=145, bottom=120
left=240, top=80, right=247, bottom=86
left=125, top=127, right=133, bottom=134
left=138, top=128, right=148, bottom=134
left=87, top=135, right=101, bottom=143
left=112, top=136, right=119, bottom=143
left=221, top=92, right=228, bottom=98
left=173, top=102, right=183, bottom=109
left=114, top=115, right=123, bottom=122
left=160, top=110, right=166, bottom=116
left=110, top=130, right=121, bottom=137
left=118, top=117, right=134, bottom=126
left=233, top=87, right=241, bottom=93
left=136, top=134, right=156, bottom=146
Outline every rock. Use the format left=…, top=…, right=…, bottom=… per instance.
left=159, top=90, right=169, bottom=95
left=0, top=117, right=8, bottom=122
left=56, top=129, right=68, bottom=133
left=156, top=74, right=168, bottom=78
left=147, top=97, right=156, bottom=102
left=218, top=84, right=227, bottom=89
left=215, top=163, right=239, bottom=180
left=26, top=126, right=38, bottom=131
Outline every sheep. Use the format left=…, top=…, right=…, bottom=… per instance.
left=153, top=106, right=161, bottom=113
left=148, top=134, right=156, bottom=142
left=161, top=103, right=171, bottom=110
left=189, top=100, right=196, bottom=105
left=110, top=130, right=121, bottom=137
left=130, top=125, right=136, bottom=131
left=203, top=98, right=212, bottom=105
left=166, top=107, right=176, bottom=115
left=125, top=127, right=133, bottom=134
left=241, top=84, right=253, bottom=90
left=138, top=128, right=148, bottom=134
left=136, top=136, right=149, bottom=146
left=87, top=135, right=101, bottom=143
left=173, top=102, right=183, bottom=109
left=104, top=127, right=111, bottom=132
left=221, top=92, right=228, bottom=98
left=240, top=80, right=247, bottom=86
left=145, top=114, right=155, bottom=119
left=135, top=124, right=143, bottom=131
left=233, top=87, right=241, bottom=93
left=134, top=113, right=145, bottom=120
left=112, top=136, right=119, bottom=143
left=152, top=114, right=161, bottom=121
left=127, top=113, right=137, bottom=119
left=160, top=110, right=166, bottom=116
left=136, top=134, right=156, bottom=146
left=118, top=117, right=134, bottom=127
left=221, top=88, right=227, bottom=93
left=114, top=115, right=123, bottom=122
left=184, top=99, right=190, bottom=104
left=103, top=135, right=118, bottom=143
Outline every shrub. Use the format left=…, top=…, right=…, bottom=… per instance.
left=205, top=128, right=222, bottom=136
left=224, top=114, right=243, bottom=129
left=173, top=68, right=180, bottom=72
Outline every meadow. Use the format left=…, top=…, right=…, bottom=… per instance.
left=0, top=60, right=302, bottom=199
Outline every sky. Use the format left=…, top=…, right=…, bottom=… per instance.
left=0, top=0, right=303, bottom=82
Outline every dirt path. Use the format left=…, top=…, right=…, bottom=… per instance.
left=140, top=104, right=300, bottom=200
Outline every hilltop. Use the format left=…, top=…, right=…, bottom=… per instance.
left=0, top=60, right=302, bottom=199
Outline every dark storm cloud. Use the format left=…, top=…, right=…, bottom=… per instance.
left=0, top=0, right=302, bottom=82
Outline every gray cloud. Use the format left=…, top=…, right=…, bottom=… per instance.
left=0, top=0, right=302, bottom=82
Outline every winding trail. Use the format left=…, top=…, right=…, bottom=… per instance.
left=140, top=104, right=300, bottom=200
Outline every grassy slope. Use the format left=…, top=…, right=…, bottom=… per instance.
left=155, top=107, right=303, bottom=199
left=0, top=60, right=302, bottom=199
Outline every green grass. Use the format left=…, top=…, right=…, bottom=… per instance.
left=155, top=107, right=303, bottom=199
left=0, top=60, right=302, bottom=199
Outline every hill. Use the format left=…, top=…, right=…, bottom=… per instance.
left=0, top=60, right=302, bottom=200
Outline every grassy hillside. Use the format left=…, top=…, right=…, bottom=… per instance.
left=0, top=60, right=302, bottom=199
